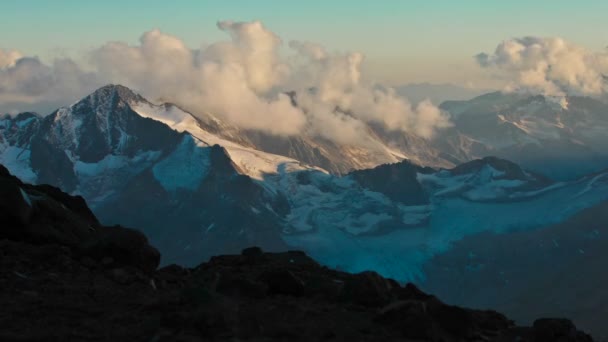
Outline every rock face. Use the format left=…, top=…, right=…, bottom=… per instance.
left=0, top=164, right=160, bottom=272
left=0, top=165, right=595, bottom=341
left=349, top=160, right=434, bottom=206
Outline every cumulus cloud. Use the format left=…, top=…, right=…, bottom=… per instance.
left=0, top=20, right=450, bottom=141
left=90, top=22, right=306, bottom=136
left=0, top=49, right=23, bottom=69
left=288, top=40, right=451, bottom=140
left=215, top=20, right=289, bottom=93
left=0, top=53, right=99, bottom=107
left=476, top=37, right=608, bottom=97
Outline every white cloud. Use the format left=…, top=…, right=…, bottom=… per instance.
left=476, top=37, right=608, bottom=96
left=0, top=20, right=451, bottom=141
left=215, top=20, right=289, bottom=94
left=0, top=49, right=23, bottom=69
left=89, top=22, right=307, bottom=136
left=0, top=54, right=99, bottom=107
left=288, top=40, right=451, bottom=141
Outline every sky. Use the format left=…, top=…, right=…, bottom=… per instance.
left=2, top=0, right=608, bottom=87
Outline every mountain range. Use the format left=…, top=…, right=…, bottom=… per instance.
left=2, top=84, right=608, bottom=338
left=439, top=92, right=608, bottom=180
left=395, top=82, right=491, bottom=105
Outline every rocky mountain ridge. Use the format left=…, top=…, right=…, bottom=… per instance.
left=0, top=164, right=594, bottom=341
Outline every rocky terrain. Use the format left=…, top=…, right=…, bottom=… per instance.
left=0, top=164, right=596, bottom=341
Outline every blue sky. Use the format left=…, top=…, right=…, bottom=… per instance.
left=1, top=0, right=607, bottom=85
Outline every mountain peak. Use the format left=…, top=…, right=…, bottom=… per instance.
left=54, top=84, right=149, bottom=124
left=449, top=156, right=552, bottom=187
left=38, top=83, right=183, bottom=164
left=52, top=84, right=142, bottom=122
left=84, top=84, right=146, bottom=106
left=1, top=111, right=39, bottom=121
left=451, top=156, right=526, bottom=177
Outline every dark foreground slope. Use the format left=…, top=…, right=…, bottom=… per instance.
left=0, top=165, right=594, bottom=341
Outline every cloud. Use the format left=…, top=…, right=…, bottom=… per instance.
left=90, top=22, right=306, bottom=136
left=215, top=20, right=288, bottom=94
left=0, top=20, right=450, bottom=141
left=288, top=40, right=451, bottom=140
left=476, top=37, right=608, bottom=97
left=0, top=53, right=99, bottom=107
left=0, top=49, right=23, bottom=69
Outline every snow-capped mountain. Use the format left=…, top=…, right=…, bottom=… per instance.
left=180, top=88, right=608, bottom=181
left=3, top=84, right=608, bottom=280
left=1, top=85, right=183, bottom=196
left=2, top=85, right=456, bottom=264
left=438, top=92, right=608, bottom=180
left=155, top=92, right=455, bottom=175
left=0, top=112, right=40, bottom=183
left=0, top=85, right=294, bottom=263
left=418, top=156, right=552, bottom=202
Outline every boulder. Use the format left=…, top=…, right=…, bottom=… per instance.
left=375, top=296, right=518, bottom=341
left=394, top=282, right=434, bottom=301
left=259, top=269, right=305, bottom=297
left=29, top=184, right=99, bottom=227
left=532, top=318, right=593, bottom=342
left=215, top=272, right=267, bottom=298
left=375, top=300, right=439, bottom=340
left=241, top=246, right=264, bottom=258
left=341, top=271, right=394, bottom=307
left=79, top=225, right=160, bottom=272
left=0, top=179, right=33, bottom=228
left=0, top=167, right=95, bottom=246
